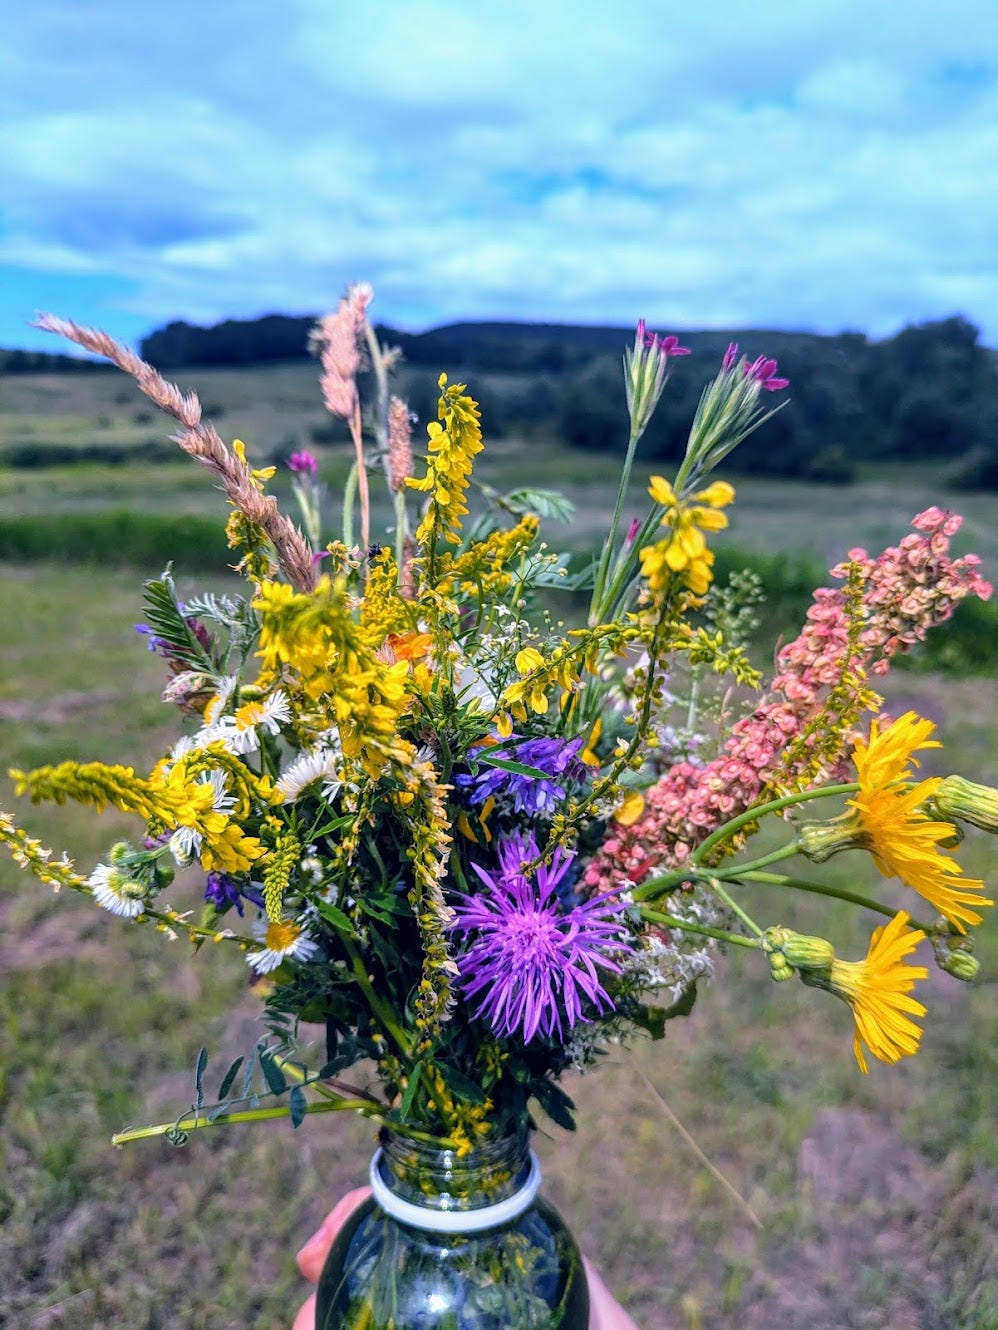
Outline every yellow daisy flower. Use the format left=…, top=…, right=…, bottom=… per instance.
left=802, top=911, right=928, bottom=1073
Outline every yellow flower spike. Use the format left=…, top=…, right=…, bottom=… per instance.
left=800, top=912, right=929, bottom=1073
left=514, top=647, right=545, bottom=675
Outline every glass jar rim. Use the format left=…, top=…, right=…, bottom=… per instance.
left=368, top=1146, right=542, bottom=1234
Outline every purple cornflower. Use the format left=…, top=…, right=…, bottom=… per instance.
left=448, top=832, right=631, bottom=1043
left=455, top=736, right=587, bottom=816
left=204, top=871, right=264, bottom=917
left=287, top=450, right=318, bottom=475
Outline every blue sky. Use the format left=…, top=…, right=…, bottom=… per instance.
left=2, top=1, right=997, bottom=352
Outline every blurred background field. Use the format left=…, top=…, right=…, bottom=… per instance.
left=1, top=362, right=996, bottom=1329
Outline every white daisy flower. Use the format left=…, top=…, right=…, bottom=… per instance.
left=169, top=825, right=202, bottom=864
left=88, top=863, right=146, bottom=918
left=277, top=731, right=343, bottom=799
left=247, top=917, right=318, bottom=974
left=202, top=675, right=239, bottom=725
left=210, top=690, right=292, bottom=756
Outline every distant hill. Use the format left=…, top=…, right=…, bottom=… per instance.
left=3, top=312, right=996, bottom=488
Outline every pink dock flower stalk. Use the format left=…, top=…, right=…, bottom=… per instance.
left=313, top=283, right=373, bottom=549
left=387, top=395, right=414, bottom=492
left=584, top=510, right=992, bottom=893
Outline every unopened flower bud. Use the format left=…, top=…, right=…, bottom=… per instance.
left=932, top=775, right=998, bottom=835
left=763, top=926, right=836, bottom=972
left=932, top=934, right=980, bottom=982
left=797, top=814, right=862, bottom=863
left=768, top=952, right=795, bottom=982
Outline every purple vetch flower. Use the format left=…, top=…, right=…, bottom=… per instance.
left=134, top=623, right=169, bottom=653
left=455, top=736, right=587, bottom=816
left=448, top=832, right=632, bottom=1043
left=204, top=871, right=264, bottom=917
left=287, top=450, right=319, bottom=475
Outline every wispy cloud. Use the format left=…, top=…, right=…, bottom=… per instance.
left=2, top=0, right=997, bottom=349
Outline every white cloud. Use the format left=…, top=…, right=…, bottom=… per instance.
left=1, top=0, right=997, bottom=346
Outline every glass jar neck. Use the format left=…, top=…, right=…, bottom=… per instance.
left=376, top=1129, right=532, bottom=1214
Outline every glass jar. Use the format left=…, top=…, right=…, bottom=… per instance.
left=314, top=1129, right=589, bottom=1329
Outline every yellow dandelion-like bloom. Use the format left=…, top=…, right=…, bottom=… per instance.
left=803, top=912, right=928, bottom=1073
left=849, top=712, right=992, bottom=932
left=851, top=710, right=940, bottom=788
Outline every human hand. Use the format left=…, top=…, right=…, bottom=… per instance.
left=293, top=1188, right=642, bottom=1330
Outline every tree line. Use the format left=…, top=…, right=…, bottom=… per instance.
left=4, top=312, right=996, bottom=486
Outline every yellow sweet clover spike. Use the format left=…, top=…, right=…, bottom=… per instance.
left=407, top=375, right=484, bottom=562
left=433, top=515, right=540, bottom=598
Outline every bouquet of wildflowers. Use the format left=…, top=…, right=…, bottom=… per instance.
left=2, top=286, right=994, bottom=1161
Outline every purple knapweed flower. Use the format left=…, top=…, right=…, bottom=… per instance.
left=287, top=450, right=318, bottom=475
left=204, top=871, right=264, bottom=917
left=455, top=736, right=587, bottom=816
left=448, top=832, right=632, bottom=1043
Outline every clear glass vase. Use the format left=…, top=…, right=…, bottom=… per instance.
left=314, top=1129, right=590, bottom=1329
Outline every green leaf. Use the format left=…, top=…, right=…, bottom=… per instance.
left=397, top=1060, right=424, bottom=1122
left=289, top=1085, right=308, bottom=1128
left=503, top=487, right=575, bottom=523
left=259, top=1049, right=287, bottom=1096
left=662, top=983, right=697, bottom=1021
left=216, top=1056, right=245, bottom=1101
left=141, top=570, right=220, bottom=674
left=194, top=1047, right=209, bottom=1109
left=473, top=755, right=552, bottom=779
left=315, top=899, right=354, bottom=933
left=438, top=1064, right=488, bottom=1107
left=530, top=1078, right=576, bottom=1132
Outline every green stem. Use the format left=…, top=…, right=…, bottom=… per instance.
left=590, top=428, right=640, bottom=623
left=738, top=871, right=936, bottom=933
left=712, top=842, right=801, bottom=877
left=689, top=782, right=858, bottom=867
left=342, top=934, right=413, bottom=1060
left=111, top=1095, right=382, bottom=1146
left=342, top=460, right=358, bottom=549
left=639, top=906, right=762, bottom=949
left=704, top=877, right=765, bottom=937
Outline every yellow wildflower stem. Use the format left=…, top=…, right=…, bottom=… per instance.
left=342, top=934, right=414, bottom=1060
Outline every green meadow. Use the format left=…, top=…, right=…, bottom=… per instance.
left=1, top=363, right=996, bottom=1329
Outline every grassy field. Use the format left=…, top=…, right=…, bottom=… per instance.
left=1, top=366, right=996, bottom=1328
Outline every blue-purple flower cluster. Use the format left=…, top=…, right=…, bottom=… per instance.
left=455, top=736, right=587, bottom=817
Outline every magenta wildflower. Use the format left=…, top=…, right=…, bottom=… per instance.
left=744, top=354, right=789, bottom=392
left=722, top=341, right=740, bottom=372
left=449, top=832, right=631, bottom=1043
left=643, top=327, right=691, bottom=358
left=287, top=450, right=318, bottom=475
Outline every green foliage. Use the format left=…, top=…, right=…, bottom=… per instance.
left=0, top=511, right=229, bottom=569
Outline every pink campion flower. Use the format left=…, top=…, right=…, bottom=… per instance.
left=744, top=355, right=790, bottom=392
left=722, top=342, right=740, bottom=372
left=287, top=450, right=318, bottom=475
left=645, top=329, right=691, bottom=358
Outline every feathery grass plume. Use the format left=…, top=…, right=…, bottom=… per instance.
left=312, top=283, right=373, bottom=549
left=33, top=314, right=317, bottom=592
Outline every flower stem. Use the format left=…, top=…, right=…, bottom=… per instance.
left=703, top=877, right=765, bottom=937
left=689, top=783, right=858, bottom=866
left=590, top=428, right=640, bottom=623
left=638, top=906, right=762, bottom=949
left=738, top=870, right=936, bottom=932
left=111, top=1095, right=383, bottom=1146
